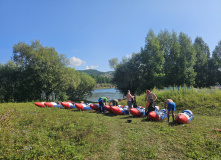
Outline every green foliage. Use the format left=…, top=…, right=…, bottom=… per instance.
left=112, top=53, right=142, bottom=95
left=108, top=57, right=118, bottom=70
left=210, top=41, right=221, bottom=85
left=110, top=29, right=221, bottom=94
left=0, top=40, right=96, bottom=102
left=67, top=72, right=96, bottom=101
left=79, top=69, right=113, bottom=77
left=141, top=29, right=165, bottom=90
left=11, top=40, right=69, bottom=101
left=79, top=69, right=113, bottom=84
left=0, top=61, right=18, bottom=102
left=194, top=37, right=210, bottom=87
left=135, top=87, right=221, bottom=116
left=90, top=75, right=112, bottom=84
left=0, top=102, right=220, bottom=159
left=178, top=32, right=196, bottom=86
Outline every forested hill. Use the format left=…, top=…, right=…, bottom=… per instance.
left=78, top=69, right=113, bottom=78
left=78, top=69, right=113, bottom=84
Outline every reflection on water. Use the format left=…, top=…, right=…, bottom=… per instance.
left=86, top=88, right=124, bottom=102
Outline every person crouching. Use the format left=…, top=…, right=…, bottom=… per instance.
left=98, top=97, right=109, bottom=113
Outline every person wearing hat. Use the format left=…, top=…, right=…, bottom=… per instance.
left=109, top=99, right=118, bottom=106
left=145, top=90, right=157, bottom=116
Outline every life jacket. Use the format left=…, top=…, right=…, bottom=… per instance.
left=148, top=99, right=155, bottom=111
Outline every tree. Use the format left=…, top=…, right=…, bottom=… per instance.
left=165, top=31, right=181, bottom=86
left=209, top=41, right=221, bottom=86
left=158, top=30, right=173, bottom=86
left=140, top=29, right=165, bottom=90
left=178, top=32, right=196, bottom=86
left=12, top=40, right=69, bottom=101
left=111, top=58, right=130, bottom=95
left=55, top=67, right=81, bottom=101
left=193, top=37, right=210, bottom=87
left=109, top=57, right=119, bottom=70
left=68, top=72, right=96, bottom=101
left=0, top=61, right=17, bottom=102
left=127, top=53, right=143, bottom=94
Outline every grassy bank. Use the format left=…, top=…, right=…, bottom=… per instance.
left=0, top=88, right=221, bottom=159
left=0, top=104, right=221, bottom=159
left=129, top=87, right=221, bottom=116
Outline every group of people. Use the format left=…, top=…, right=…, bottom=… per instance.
left=126, top=89, right=176, bottom=122
left=144, top=90, right=176, bottom=122
left=98, top=97, right=119, bottom=113
left=98, top=89, right=176, bottom=122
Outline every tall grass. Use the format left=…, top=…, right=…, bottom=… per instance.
left=136, top=87, right=221, bottom=116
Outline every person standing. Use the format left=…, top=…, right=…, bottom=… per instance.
left=145, top=90, right=157, bottom=115
left=164, top=99, right=176, bottom=122
left=132, top=94, right=137, bottom=108
left=126, top=90, right=134, bottom=114
left=98, top=97, right=109, bottom=113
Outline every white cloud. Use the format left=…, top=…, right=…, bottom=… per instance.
left=126, top=54, right=132, bottom=59
left=85, top=65, right=99, bottom=70
left=69, top=57, right=98, bottom=70
left=90, top=65, right=98, bottom=69
left=69, top=57, right=86, bottom=67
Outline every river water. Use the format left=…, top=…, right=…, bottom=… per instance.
left=86, top=88, right=124, bottom=102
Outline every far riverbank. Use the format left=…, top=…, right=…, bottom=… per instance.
left=95, top=83, right=116, bottom=89
left=86, top=88, right=124, bottom=103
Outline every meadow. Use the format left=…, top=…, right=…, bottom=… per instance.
left=0, top=88, right=221, bottom=159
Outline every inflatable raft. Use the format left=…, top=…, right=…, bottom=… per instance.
left=35, top=102, right=46, bottom=107
left=130, top=106, right=160, bottom=117
left=44, top=102, right=64, bottom=108
left=130, top=106, right=146, bottom=117
left=104, top=105, right=112, bottom=112
left=61, top=102, right=76, bottom=109
left=148, top=109, right=167, bottom=121
left=89, top=104, right=113, bottom=112
left=110, top=105, right=129, bottom=115
left=75, top=103, right=92, bottom=111
left=176, top=110, right=193, bottom=124
left=89, top=104, right=100, bottom=111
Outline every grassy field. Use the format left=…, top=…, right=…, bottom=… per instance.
left=0, top=88, right=221, bottom=159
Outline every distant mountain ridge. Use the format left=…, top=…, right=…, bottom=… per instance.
left=78, top=69, right=114, bottom=78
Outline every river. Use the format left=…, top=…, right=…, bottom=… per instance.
left=86, top=88, right=124, bottom=102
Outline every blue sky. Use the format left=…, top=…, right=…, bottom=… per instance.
left=0, top=0, right=221, bottom=72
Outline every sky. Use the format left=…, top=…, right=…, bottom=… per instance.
left=0, top=0, right=221, bottom=72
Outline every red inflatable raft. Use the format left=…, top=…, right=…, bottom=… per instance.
left=89, top=104, right=100, bottom=111
left=176, top=110, right=193, bottom=124
left=110, top=105, right=128, bottom=115
left=104, top=105, right=112, bottom=112
left=44, top=102, right=56, bottom=108
left=75, top=103, right=92, bottom=111
left=130, top=106, right=145, bottom=117
left=35, top=102, right=46, bottom=107
left=61, top=102, right=75, bottom=109
left=148, top=109, right=167, bottom=121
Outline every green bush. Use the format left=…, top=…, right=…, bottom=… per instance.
left=134, top=87, right=221, bottom=116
